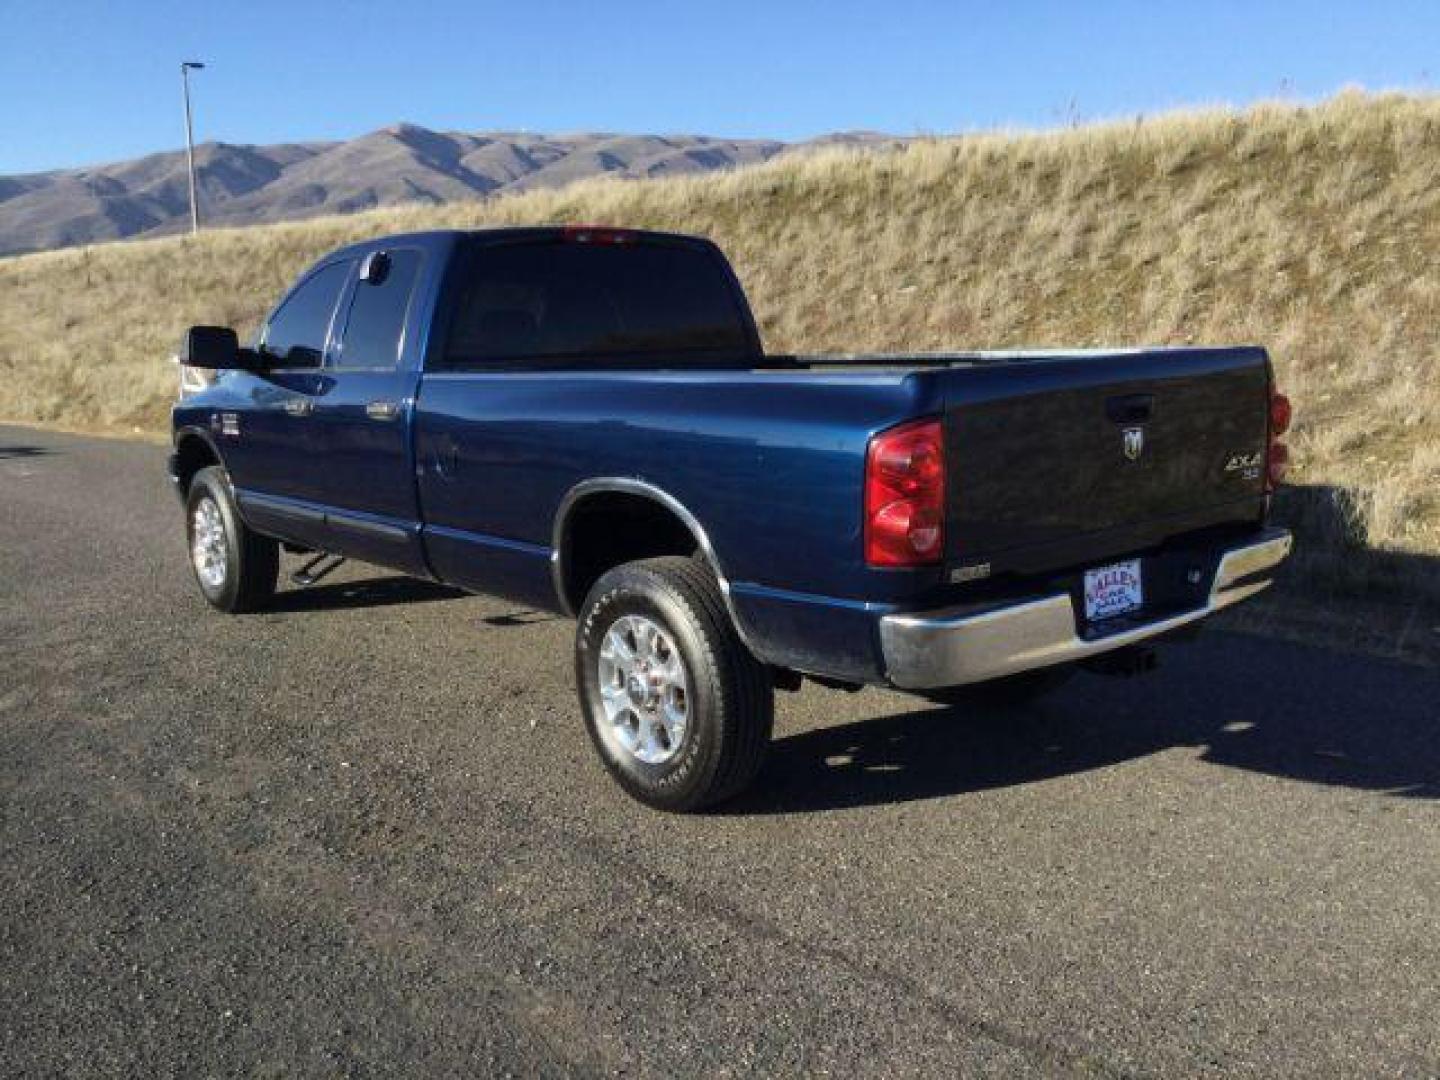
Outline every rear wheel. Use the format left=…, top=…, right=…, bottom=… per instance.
left=921, top=665, right=1075, bottom=709
left=575, top=556, right=773, bottom=812
left=185, top=466, right=278, bottom=613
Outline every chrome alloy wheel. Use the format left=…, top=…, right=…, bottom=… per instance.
left=597, top=614, right=690, bottom=765
left=190, top=495, right=229, bottom=590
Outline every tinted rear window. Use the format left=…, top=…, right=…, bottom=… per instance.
left=443, top=241, right=753, bottom=368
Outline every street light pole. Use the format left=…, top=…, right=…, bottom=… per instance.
left=180, top=61, right=205, bottom=234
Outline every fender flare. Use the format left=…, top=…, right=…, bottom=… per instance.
left=172, top=424, right=227, bottom=487
left=171, top=425, right=264, bottom=533
left=549, top=477, right=765, bottom=658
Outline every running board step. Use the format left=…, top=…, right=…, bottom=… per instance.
left=290, top=554, right=345, bottom=587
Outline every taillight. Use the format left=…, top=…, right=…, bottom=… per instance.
left=865, top=418, right=945, bottom=567
left=1270, top=391, right=1291, bottom=437
left=561, top=225, right=634, bottom=245
left=1267, top=388, right=1291, bottom=490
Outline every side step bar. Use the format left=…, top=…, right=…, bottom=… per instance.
left=290, top=554, right=345, bottom=587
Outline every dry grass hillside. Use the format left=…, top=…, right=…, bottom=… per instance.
left=1, top=91, right=1437, bottom=623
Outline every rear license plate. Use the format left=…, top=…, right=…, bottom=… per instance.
left=1083, top=559, right=1143, bottom=621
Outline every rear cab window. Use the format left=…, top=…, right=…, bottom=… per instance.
left=441, top=238, right=757, bottom=370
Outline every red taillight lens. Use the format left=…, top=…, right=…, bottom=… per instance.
left=1270, top=392, right=1292, bottom=437
left=865, top=418, right=945, bottom=566
left=1266, top=387, right=1291, bottom=491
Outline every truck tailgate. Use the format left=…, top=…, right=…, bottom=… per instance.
left=938, top=347, right=1271, bottom=579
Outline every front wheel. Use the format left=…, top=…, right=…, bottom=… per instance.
left=185, top=465, right=279, bottom=613
left=575, top=557, right=773, bottom=812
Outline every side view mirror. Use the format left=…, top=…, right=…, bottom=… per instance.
left=360, top=250, right=391, bottom=285
left=182, top=325, right=244, bottom=369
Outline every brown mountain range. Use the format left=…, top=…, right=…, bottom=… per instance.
left=0, top=125, right=900, bottom=256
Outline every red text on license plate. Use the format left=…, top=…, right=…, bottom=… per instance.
left=1084, top=559, right=1143, bottom=621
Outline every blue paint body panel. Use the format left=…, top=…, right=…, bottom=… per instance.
left=410, top=367, right=933, bottom=680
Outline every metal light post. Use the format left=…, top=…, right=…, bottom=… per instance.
left=180, top=61, right=205, bottom=234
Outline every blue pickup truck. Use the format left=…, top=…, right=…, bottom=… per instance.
left=171, top=227, right=1293, bottom=810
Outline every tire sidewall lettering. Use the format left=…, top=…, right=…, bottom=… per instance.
left=577, top=572, right=719, bottom=799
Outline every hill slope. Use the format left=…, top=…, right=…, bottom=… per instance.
left=0, top=126, right=834, bottom=255
left=0, top=92, right=1436, bottom=609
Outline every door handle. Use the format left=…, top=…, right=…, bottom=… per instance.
left=283, top=398, right=314, bottom=417
left=365, top=400, right=400, bottom=421
left=432, top=435, right=461, bottom=479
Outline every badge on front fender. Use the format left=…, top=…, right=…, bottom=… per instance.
left=210, top=411, right=240, bottom=437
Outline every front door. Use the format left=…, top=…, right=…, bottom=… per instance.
left=226, top=258, right=352, bottom=550
left=306, top=247, right=427, bottom=574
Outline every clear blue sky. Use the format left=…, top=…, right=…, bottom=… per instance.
left=1, top=0, right=1435, bottom=174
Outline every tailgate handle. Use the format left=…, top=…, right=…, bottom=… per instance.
left=1106, top=393, right=1154, bottom=425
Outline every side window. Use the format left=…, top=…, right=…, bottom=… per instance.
left=260, top=261, right=351, bottom=367
left=334, top=250, right=422, bottom=369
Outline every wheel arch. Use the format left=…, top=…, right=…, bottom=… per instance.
left=172, top=426, right=225, bottom=496
left=549, top=478, right=763, bottom=656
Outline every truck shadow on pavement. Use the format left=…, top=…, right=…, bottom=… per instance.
left=730, top=650, right=1440, bottom=815
left=729, top=484, right=1440, bottom=815
left=263, top=575, right=560, bottom=623
left=0, top=444, right=53, bottom=459
left=265, top=575, right=466, bottom=613
left=1270, top=484, right=1440, bottom=613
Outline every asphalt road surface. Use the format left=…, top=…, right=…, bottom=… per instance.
left=3, top=424, right=1438, bottom=1077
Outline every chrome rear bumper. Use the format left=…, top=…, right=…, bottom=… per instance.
left=879, top=529, right=1293, bottom=690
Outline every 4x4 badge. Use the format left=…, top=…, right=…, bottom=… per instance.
left=1122, top=426, right=1144, bottom=461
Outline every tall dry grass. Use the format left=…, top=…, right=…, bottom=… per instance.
left=1, top=91, right=1436, bottom=604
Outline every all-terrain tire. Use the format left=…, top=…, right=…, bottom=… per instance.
left=185, top=465, right=279, bottom=613
left=575, top=556, right=773, bottom=812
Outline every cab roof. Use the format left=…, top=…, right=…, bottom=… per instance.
left=322, top=226, right=713, bottom=263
